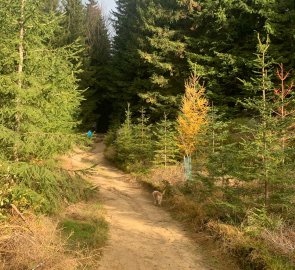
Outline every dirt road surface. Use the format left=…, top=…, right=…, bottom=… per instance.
left=64, top=140, right=239, bottom=270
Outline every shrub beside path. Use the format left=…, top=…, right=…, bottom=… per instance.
left=64, top=139, right=240, bottom=270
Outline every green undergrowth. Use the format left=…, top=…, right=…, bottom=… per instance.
left=0, top=163, right=91, bottom=217
left=137, top=173, right=295, bottom=270
left=59, top=201, right=109, bottom=251
left=61, top=217, right=108, bottom=249
left=207, top=221, right=295, bottom=270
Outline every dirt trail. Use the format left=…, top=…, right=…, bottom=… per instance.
left=65, top=140, right=239, bottom=270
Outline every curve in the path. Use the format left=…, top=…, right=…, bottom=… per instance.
left=65, top=141, right=239, bottom=270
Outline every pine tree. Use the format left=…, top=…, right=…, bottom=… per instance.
left=135, top=0, right=192, bottom=119
left=110, top=0, right=295, bottom=123
left=113, top=105, right=155, bottom=171
left=153, top=113, right=179, bottom=167
left=110, top=0, right=145, bottom=120
left=204, top=106, right=232, bottom=178
left=138, top=0, right=188, bottom=92
left=238, top=35, right=295, bottom=206
left=80, top=0, right=111, bottom=131
left=114, top=104, right=135, bottom=167
left=0, top=0, right=83, bottom=212
left=61, top=0, right=86, bottom=45
left=132, top=107, right=154, bottom=166
left=264, top=0, right=295, bottom=69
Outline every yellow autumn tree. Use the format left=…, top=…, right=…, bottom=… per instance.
left=177, top=73, right=208, bottom=158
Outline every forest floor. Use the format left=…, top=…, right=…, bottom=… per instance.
left=62, top=137, right=240, bottom=270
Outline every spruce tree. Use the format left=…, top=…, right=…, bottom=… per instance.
left=0, top=0, right=83, bottom=212
left=135, top=0, right=191, bottom=119
left=80, top=0, right=111, bottom=131
left=132, top=107, right=154, bottom=166
left=262, top=0, right=295, bottom=68
left=153, top=113, right=179, bottom=167
left=238, top=35, right=295, bottom=206
left=114, top=104, right=135, bottom=167
left=204, top=106, right=233, bottom=180
left=61, top=0, right=86, bottom=45
left=110, top=0, right=148, bottom=120
left=111, top=0, right=295, bottom=122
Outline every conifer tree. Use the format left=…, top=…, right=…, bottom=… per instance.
left=264, top=0, right=295, bottom=68
left=135, top=0, right=192, bottom=119
left=80, top=0, right=111, bottom=130
left=0, top=0, right=83, bottom=211
left=132, top=107, right=154, bottom=165
left=138, top=0, right=188, bottom=92
left=114, top=105, right=155, bottom=171
left=61, top=0, right=86, bottom=45
left=204, top=106, right=232, bottom=180
left=177, top=71, right=208, bottom=179
left=153, top=113, right=179, bottom=167
left=111, top=0, right=295, bottom=122
left=110, top=0, right=144, bottom=119
left=114, top=104, right=135, bottom=167
left=273, top=64, right=294, bottom=164
left=238, top=35, right=295, bottom=206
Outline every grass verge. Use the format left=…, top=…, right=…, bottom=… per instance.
left=0, top=214, right=82, bottom=270
left=136, top=167, right=295, bottom=270
left=59, top=200, right=109, bottom=252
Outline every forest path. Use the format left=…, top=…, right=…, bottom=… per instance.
left=64, top=138, right=239, bottom=270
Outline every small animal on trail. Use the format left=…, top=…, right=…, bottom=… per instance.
left=152, top=190, right=165, bottom=206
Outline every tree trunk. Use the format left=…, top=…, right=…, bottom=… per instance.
left=261, top=37, right=269, bottom=206
left=14, top=0, right=25, bottom=161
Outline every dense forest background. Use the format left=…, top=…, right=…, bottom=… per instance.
left=108, top=0, right=295, bottom=126
left=0, top=0, right=295, bottom=269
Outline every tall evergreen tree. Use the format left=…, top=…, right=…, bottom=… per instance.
left=136, top=0, right=190, bottom=119
left=110, top=0, right=146, bottom=120
left=139, top=0, right=195, bottom=90
left=80, top=0, right=111, bottom=131
left=61, top=0, right=86, bottom=45
left=0, top=0, right=82, bottom=161
left=238, top=35, right=295, bottom=206
left=111, top=0, right=295, bottom=122
left=0, top=0, right=83, bottom=211
left=42, top=0, right=59, bottom=12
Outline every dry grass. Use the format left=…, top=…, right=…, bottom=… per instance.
left=207, top=220, right=295, bottom=269
left=0, top=214, right=84, bottom=270
left=64, top=201, right=105, bottom=222
left=206, top=221, right=247, bottom=251
left=138, top=165, right=207, bottom=228
left=262, top=227, right=295, bottom=263
left=147, top=165, right=186, bottom=188
left=167, top=194, right=207, bottom=230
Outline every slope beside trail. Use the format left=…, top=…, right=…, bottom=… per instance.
left=63, top=139, right=240, bottom=270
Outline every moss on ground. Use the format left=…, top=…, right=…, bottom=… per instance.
left=61, top=217, right=108, bottom=249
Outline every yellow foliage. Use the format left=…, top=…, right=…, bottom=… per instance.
left=177, top=73, right=208, bottom=156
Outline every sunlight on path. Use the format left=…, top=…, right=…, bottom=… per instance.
left=64, top=139, right=239, bottom=270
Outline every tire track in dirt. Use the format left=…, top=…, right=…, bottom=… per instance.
left=65, top=140, right=239, bottom=270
